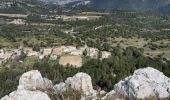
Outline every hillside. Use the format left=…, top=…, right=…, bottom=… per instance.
left=89, top=0, right=170, bottom=11
left=157, top=4, right=170, bottom=13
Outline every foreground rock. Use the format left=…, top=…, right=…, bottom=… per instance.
left=1, top=70, right=51, bottom=100
left=114, top=67, right=170, bottom=99
left=53, top=82, right=66, bottom=94
left=1, top=70, right=96, bottom=100
left=19, top=70, right=53, bottom=91
left=101, top=90, right=116, bottom=100
left=1, top=86, right=50, bottom=100
left=65, top=72, right=94, bottom=96
left=54, top=72, right=96, bottom=99
left=1, top=67, right=170, bottom=100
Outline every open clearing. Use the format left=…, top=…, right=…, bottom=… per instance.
left=59, top=55, right=82, bottom=68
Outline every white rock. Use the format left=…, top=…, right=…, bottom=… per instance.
left=43, top=78, right=53, bottom=90
left=80, top=95, right=86, bottom=100
left=19, top=70, right=53, bottom=91
left=101, top=90, right=116, bottom=100
left=65, top=72, right=94, bottom=96
left=153, top=84, right=169, bottom=98
left=53, top=82, right=66, bottom=94
left=114, top=67, right=170, bottom=99
left=1, top=70, right=52, bottom=100
left=19, top=70, right=45, bottom=90
left=1, top=86, right=50, bottom=100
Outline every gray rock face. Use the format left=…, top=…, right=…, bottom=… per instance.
left=114, top=67, right=170, bottom=99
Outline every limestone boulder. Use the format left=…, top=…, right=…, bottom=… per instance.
left=19, top=70, right=53, bottom=91
left=1, top=70, right=52, bottom=100
left=65, top=72, right=94, bottom=96
left=114, top=67, right=170, bottom=99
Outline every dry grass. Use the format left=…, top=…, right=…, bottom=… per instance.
left=59, top=55, right=82, bottom=68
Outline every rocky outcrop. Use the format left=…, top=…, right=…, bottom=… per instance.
left=1, top=70, right=51, bottom=100
left=53, top=67, right=170, bottom=99
left=1, top=67, right=170, bottom=100
left=53, top=72, right=97, bottom=99
left=114, top=67, right=170, bottom=99
left=1, top=71, right=96, bottom=100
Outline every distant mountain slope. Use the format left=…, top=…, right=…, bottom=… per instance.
left=89, top=0, right=170, bottom=11
left=0, top=0, right=49, bottom=14
left=45, top=0, right=170, bottom=13
left=0, top=0, right=170, bottom=13
left=156, top=4, right=170, bottom=13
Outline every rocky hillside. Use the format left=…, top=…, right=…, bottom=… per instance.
left=0, top=0, right=50, bottom=14
left=1, top=67, right=170, bottom=100
left=49, top=0, right=91, bottom=7
left=46, top=0, right=170, bottom=13
left=0, top=0, right=90, bottom=12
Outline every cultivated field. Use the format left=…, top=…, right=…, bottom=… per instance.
left=0, top=13, right=27, bottom=18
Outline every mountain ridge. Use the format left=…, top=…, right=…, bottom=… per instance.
left=46, top=0, right=170, bottom=13
left=0, top=0, right=170, bottom=13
